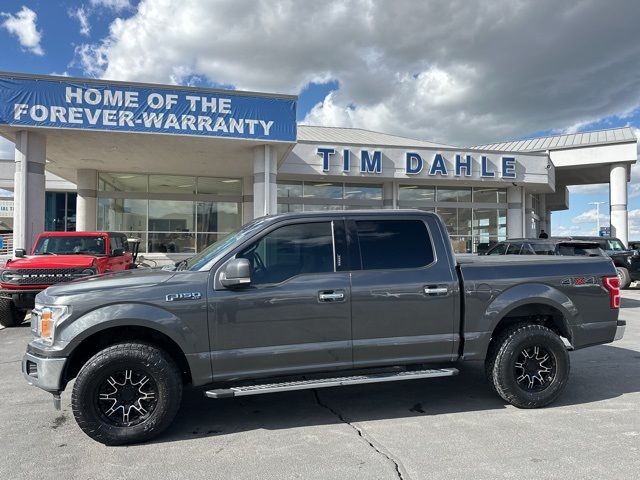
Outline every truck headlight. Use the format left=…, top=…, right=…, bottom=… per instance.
left=31, top=304, right=70, bottom=345
left=0, top=270, right=22, bottom=283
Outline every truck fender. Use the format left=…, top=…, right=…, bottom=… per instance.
left=472, top=283, right=578, bottom=360
left=57, top=302, right=198, bottom=368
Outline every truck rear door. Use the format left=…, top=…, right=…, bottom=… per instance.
left=348, top=215, right=459, bottom=367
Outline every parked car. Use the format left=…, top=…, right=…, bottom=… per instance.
left=566, top=236, right=640, bottom=289
left=22, top=211, right=624, bottom=445
left=483, top=238, right=605, bottom=257
left=0, top=231, right=135, bottom=327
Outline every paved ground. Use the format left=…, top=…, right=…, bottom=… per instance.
left=1, top=294, right=639, bottom=480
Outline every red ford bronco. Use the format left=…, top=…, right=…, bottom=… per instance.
left=0, top=231, right=135, bottom=327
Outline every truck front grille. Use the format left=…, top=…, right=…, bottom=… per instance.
left=1, top=268, right=86, bottom=285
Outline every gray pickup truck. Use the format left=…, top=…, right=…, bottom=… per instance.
left=22, top=211, right=625, bottom=445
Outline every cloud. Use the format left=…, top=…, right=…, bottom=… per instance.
left=1, top=6, right=44, bottom=56
left=69, top=6, right=91, bottom=36
left=72, top=0, right=640, bottom=146
left=89, top=0, right=132, bottom=12
left=572, top=208, right=609, bottom=224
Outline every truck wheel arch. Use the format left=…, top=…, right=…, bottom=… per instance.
left=57, top=303, right=205, bottom=389
left=62, top=324, right=193, bottom=391
left=476, top=283, right=577, bottom=360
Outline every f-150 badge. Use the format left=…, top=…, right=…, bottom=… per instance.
left=166, top=292, right=202, bottom=301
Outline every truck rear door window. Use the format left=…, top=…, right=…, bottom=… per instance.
left=355, top=219, right=434, bottom=270
left=238, top=222, right=334, bottom=284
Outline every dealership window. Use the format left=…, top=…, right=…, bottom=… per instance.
left=277, top=181, right=383, bottom=211
left=97, top=173, right=243, bottom=254
left=398, top=185, right=435, bottom=202
left=397, top=185, right=507, bottom=253
left=45, top=192, right=77, bottom=232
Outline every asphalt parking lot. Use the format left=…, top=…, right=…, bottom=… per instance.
left=1, top=294, right=639, bottom=480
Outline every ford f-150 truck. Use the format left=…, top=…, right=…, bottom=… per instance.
left=22, top=211, right=625, bottom=445
left=1, top=231, right=134, bottom=327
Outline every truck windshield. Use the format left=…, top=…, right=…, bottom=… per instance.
left=33, top=236, right=106, bottom=255
left=181, top=217, right=271, bottom=271
left=606, top=239, right=626, bottom=251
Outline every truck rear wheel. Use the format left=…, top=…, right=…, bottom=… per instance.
left=487, top=324, right=570, bottom=408
left=71, top=343, right=182, bottom=445
left=0, top=298, right=25, bottom=327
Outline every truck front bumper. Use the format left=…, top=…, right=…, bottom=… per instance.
left=0, top=289, right=40, bottom=309
left=22, top=351, right=67, bottom=393
left=614, top=319, right=626, bottom=341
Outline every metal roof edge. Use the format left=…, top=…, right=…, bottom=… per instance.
left=295, top=139, right=549, bottom=156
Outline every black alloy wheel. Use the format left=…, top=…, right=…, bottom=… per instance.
left=513, top=345, right=556, bottom=392
left=96, top=368, right=159, bottom=427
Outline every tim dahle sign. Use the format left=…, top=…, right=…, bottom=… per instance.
left=317, top=147, right=517, bottom=179
left=0, top=76, right=297, bottom=142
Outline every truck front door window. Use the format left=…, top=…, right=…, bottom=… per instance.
left=239, top=222, right=334, bottom=284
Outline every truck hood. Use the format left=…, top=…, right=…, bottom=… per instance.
left=43, top=268, right=176, bottom=297
left=4, top=255, right=98, bottom=269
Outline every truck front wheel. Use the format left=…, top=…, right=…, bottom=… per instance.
left=71, top=343, right=183, bottom=445
left=487, top=324, right=570, bottom=408
left=616, top=267, right=631, bottom=289
left=0, top=298, right=26, bottom=327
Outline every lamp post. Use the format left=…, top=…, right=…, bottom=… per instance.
left=589, top=201, right=607, bottom=236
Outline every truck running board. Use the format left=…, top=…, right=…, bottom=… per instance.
left=204, top=367, right=459, bottom=399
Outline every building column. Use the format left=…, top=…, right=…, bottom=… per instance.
left=13, top=131, right=46, bottom=253
left=242, top=175, right=254, bottom=224
left=524, top=193, right=535, bottom=238
left=538, top=195, right=548, bottom=235
left=253, top=145, right=277, bottom=219
left=383, top=182, right=394, bottom=209
left=610, top=163, right=628, bottom=246
left=506, top=186, right=525, bottom=238
left=76, top=169, right=97, bottom=231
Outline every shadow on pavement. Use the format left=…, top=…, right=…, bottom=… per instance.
left=156, top=343, right=640, bottom=445
left=621, top=296, right=640, bottom=308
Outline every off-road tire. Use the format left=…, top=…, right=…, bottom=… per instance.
left=486, top=324, right=570, bottom=408
left=0, top=298, right=24, bottom=327
left=616, top=267, right=631, bottom=289
left=71, top=343, right=182, bottom=446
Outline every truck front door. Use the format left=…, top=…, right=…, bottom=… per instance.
left=210, top=219, right=352, bottom=380
left=348, top=216, right=458, bottom=367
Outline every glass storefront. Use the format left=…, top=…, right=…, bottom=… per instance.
left=278, top=182, right=507, bottom=254
left=97, top=173, right=242, bottom=253
left=45, top=192, right=77, bottom=231
left=277, top=181, right=383, bottom=213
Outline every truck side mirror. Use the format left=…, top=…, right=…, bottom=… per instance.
left=14, top=248, right=26, bottom=258
left=111, top=248, right=124, bottom=257
left=220, top=258, right=251, bottom=288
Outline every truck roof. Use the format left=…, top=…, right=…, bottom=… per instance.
left=263, top=209, right=434, bottom=221
left=36, top=231, right=122, bottom=237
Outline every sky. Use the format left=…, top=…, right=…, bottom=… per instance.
left=1, top=0, right=640, bottom=237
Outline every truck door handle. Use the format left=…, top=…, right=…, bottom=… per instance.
left=424, top=286, right=448, bottom=296
left=318, top=290, right=345, bottom=302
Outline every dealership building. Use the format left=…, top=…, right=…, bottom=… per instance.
left=0, top=72, right=637, bottom=261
